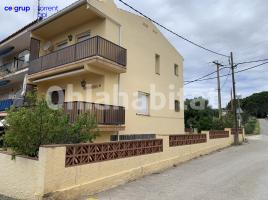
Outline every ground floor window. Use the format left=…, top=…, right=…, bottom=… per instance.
left=50, top=90, right=65, bottom=105
left=175, top=100, right=180, bottom=112
left=137, top=92, right=150, bottom=115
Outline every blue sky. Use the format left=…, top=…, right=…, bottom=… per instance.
left=0, top=0, right=267, bottom=108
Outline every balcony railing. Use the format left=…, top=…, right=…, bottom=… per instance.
left=29, top=36, right=127, bottom=75
left=0, top=59, right=28, bottom=77
left=63, top=101, right=125, bottom=125
left=0, top=62, right=13, bottom=77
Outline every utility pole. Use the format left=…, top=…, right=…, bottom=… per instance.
left=230, top=52, right=239, bottom=145
left=213, top=61, right=223, bottom=119
left=230, top=89, right=233, bottom=111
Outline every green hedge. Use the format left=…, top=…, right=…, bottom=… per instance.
left=245, top=117, right=259, bottom=135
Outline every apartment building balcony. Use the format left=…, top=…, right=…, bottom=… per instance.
left=28, top=36, right=127, bottom=80
left=63, top=101, right=125, bottom=132
left=0, top=58, right=29, bottom=79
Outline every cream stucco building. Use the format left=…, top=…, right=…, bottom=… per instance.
left=1, top=0, right=184, bottom=141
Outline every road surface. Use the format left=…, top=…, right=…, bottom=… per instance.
left=259, top=119, right=268, bottom=136
left=88, top=119, right=268, bottom=200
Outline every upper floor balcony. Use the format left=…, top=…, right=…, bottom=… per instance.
left=28, top=2, right=126, bottom=81
left=28, top=36, right=127, bottom=78
left=0, top=57, right=29, bottom=78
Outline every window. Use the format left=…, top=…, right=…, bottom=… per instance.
left=76, top=31, right=91, bottom=43
left=175, top=100, right=180, bottom=112
left=17, top=50, right=30, bottom=69
left=155, top=54, right=160, bottom=75
left=137, top=92, right=150, bottom=115
left=51, top=91, right=59, bottom=105
left=18, top=50, right=30, bottom=63
left=174, top=64, right=179, bottom=76
left=50, top=90, right=65, bottom=105
left=55, top=40, right=68, bottom=50
left=24, top=53, right=30, bottom=63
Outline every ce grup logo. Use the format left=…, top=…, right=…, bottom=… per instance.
left=4, top=6, right=31, bottom=13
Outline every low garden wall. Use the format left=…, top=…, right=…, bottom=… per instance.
left=0, top=128, right=245, bottom=200
left=0, top=153, right=41, bottom=200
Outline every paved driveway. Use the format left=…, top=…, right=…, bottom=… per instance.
left=89, top=120, right=268, bottom=200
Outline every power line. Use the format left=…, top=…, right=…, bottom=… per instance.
left=221, top=68, right=231, bottom=89
left=236, top=58, right=268, bottom=66
left=236, top=61, right=268, bottom=72
left=184, top=70, right=218, bottom=83
left=184, top=67, right=230, bottom=85
left=118, top=0, right=230, bottom=58
left=185, top=72, right=230, bottom=85
left=185, top=61, right=268, bottom=85
left=184, top=58, right=268, bottom=85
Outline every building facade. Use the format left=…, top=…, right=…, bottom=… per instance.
left=0, top=0, right=184, bottom=141
left=0, top=21, right=38, bottom=117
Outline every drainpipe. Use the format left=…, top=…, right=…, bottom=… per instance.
left=117, top=74, right=120, bottom=142
left=117, top=25, right=121, bottom=140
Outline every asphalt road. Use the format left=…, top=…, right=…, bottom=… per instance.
left=92, top=119, right=268, bottom=200
left=259, top=119, right=268, bottom=136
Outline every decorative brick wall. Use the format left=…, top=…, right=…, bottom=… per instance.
left=209, top=131, right=229, bottom=139
left=231, top=128, right=243, bottom=135
left=65, top=139, right=163, bottom=167
left=169, top=134, right=207, bottom=147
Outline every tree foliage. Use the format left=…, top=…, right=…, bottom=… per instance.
left=3, top=94, right=98, bottom=157
left=241, top=92, right=268, bottom=118
left=185, top=97, right=235, bottom=132
left=185, top=97, right=218, bottom=132
left=227, top=91, right=268, bottom=118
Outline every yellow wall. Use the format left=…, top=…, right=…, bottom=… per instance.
left=37, top=66, right=119, bottom=105
left=0, top=153, right=41, bottom=200
left=89, top=0, right=185, bottom=135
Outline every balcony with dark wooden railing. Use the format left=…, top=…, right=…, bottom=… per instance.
left=0, top=58, right=29, bottom=78
left=29, top=36, right=127, bottom=75
left=63, top=101, right=125, bottom=127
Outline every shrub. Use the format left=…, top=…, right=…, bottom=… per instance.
left=3, top=95, right=98, bottom=157
left=211, top=118, right=225, bottom=130
left=245, top=117, right=257, bottom=135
